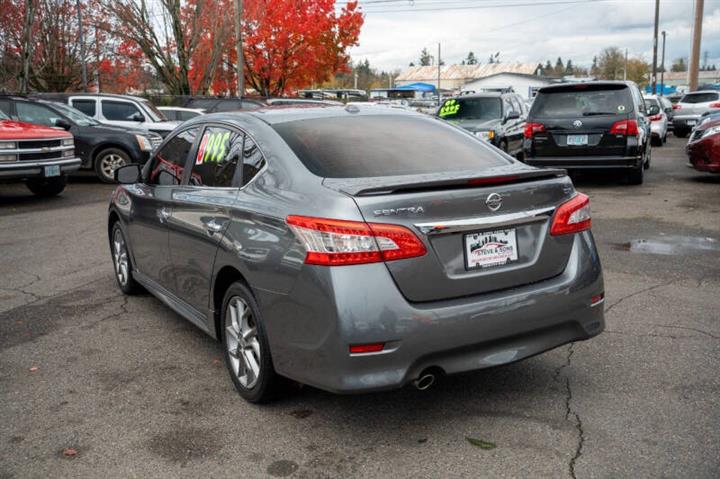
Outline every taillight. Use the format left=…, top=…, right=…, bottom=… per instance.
left=672, top=104, right=682, bottom=110
left=286, top=215, right=427, bottom=266
left=550, top=193, right=591, bottom=236
left=524, top=122, right=545, bottom=138
left=710, top=102, right=720, bottom=108
left=648, top=114, right=663, bottom=122
left=609, top=119, right=639, bottom=136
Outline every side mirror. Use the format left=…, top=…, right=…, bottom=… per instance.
left=115, top=163, right=142, bottom=184
left=504, top=111, right=520, bottom=123
left=130, top=113, right=144, bottom=122
left=54, top=118, right=72, bottom=130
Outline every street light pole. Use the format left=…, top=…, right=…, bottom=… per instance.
left=651, top=0, right=660, bottom=94
left=234, top=0, right=244, bottom=98
left=660, top=31, right=667, bottom=96
left=76, top=0, right=87, bottom=92
left=689, top=0, right=704, bottom=92
left=437, top=43, right=441, bottom=104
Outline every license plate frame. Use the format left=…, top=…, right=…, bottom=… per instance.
left=44, top=165, right=61, bottom=177
left=464, top=228, right=519, bottom=270
left=566, top=134, right=589, bottom=146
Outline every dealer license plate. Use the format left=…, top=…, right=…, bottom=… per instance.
left=44, top=165, right=60, bottom=177
left=567, top=134, right=588, bottom=146
left=465, top=229, right=519, bottom=269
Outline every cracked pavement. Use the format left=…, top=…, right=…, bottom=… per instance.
left=1, top=139, right=718, bottom=478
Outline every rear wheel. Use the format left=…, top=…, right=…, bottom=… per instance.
left=221, top=282, right=280, bottom=403
left=95, top=148, right=130, bottom=183
left=25, top=176, right=67, bottom=197
left=627, top=162, right=644, bottom=185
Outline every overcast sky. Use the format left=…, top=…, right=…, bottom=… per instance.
left=343, top=0, right=720, bottom=72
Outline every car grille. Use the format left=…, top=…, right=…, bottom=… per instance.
left=150, top=136, right=162, bottom=150
left=19, top=151, right=65, bottom=161
left=2, top=138, right=72, bottom=162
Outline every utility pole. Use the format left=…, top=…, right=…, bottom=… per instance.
left=689, top=0, right=704, bottom=91
left=624, top=48, right=628, bottom=81
left=19, top=0, right=34, bottom=95
left=660, top=31, right=667, bottom=95
left=76, top=0, right=87, bottom=92
left=234, top=0, right=244, bottom=98
left=651, top=0, right=660, bottom=94
left=437, top=43, right=441, bottom=104
left=354, top=71, right=358, bottom=90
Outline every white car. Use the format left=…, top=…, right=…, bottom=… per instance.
left=671, top=90, right=720, bottom=138
left=643, top=95, right=670, bottom=146
left=157, top=106, right=205, bottom=121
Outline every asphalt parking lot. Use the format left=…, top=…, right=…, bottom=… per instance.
left=1, top=136, right=718, bottom=479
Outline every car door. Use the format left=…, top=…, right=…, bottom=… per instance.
left=127, top=126, right=200, bottom=290
left=99, top=98, right=147, bottom=130
left=167, top=124, right=243, bottom=315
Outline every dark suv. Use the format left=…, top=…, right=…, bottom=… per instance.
left=437, top=92, right=526, bottom=159
left=523, top=81, right=651, bottom=185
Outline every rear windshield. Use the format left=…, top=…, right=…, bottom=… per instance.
left=272, top=115, right=508, bottom=178
left=680, top=92, right=719, bottom=104
left=532, top=85, right=633, bottom=117
left=438, top=97, right=502, bottom=121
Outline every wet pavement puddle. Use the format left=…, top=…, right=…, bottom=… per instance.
left=612, top=235, right=720, bottom=255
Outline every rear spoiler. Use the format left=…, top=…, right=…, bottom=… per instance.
left=323, top=168, right=567, bottom=196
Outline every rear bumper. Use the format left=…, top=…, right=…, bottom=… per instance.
left=524, top=155, right=642, bottom=169
left=257, top=232, right=604, bottom=394
left=673, top=116, right=701, bottom=130
left=0, top=157, right=81, bottom=180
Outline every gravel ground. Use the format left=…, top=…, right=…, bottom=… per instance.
left=1, top=136, right=718, bottom=478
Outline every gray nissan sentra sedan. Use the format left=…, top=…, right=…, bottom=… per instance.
left=109, top=105, right=604, bottom=402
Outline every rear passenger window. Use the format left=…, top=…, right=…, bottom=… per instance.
left=681, top=92, right=720, bottom=103
left=102, top=100, right=143, bottom=121
left=148, top=127, right=200, bottom=185
left=72, top=99, right=96, bottom=117
left=242, top=137, right=266, bottom=186
left=189, top=127, right=243, bottom=187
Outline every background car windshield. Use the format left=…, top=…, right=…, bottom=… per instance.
left=644, top=99, right=661, bottom=113
left=0, top=109, right=8, bottom=120
left=438, top=97, right=502, bottom=121
left=272, top=115, right=508, bottom=178
left=680, top=92, right=719, bottom=104
left=140, top=100, right=167, bottom=121
left=532, top=86, right=634, bottom=117
left=48, top=102, right=99, bottom=126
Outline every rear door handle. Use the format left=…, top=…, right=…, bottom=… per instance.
left=203, top=218, right=224, bottom=235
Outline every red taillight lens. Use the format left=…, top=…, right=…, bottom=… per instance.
left=649, top=114, right=663, bottom=122
left=524, top=122, right=545, bottom=138
left=550, top=193, right=591, bottom=236
left=286, top=215, right=427, bottom=266
left=349, top=343, right=385, bottom=354
left=710, top=102, right=720, bottom=108
left=609, top=119, right=639, bottom=136
left=673, top=104, right=682, bottom=110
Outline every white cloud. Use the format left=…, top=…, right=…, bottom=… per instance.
left=347, top=0, right=720, bottom=71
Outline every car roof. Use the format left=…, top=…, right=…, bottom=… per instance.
left=682, top=90, right=720, bottom=95
left=537, top=80, right=633, bottom=93
left=186, top=104, right=424, bottom=126
left=453, top=92, right=505, bottom=99
left=36, top=92, right=149, bottom=101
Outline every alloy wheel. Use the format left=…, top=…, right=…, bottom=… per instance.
left=113, top=229, right=129, bottom=286
left=100, top=153, right=126, bottom=181
left=225, top=296, right=261, bottom=388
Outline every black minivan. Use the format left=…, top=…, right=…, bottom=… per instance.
left=523, top=81, right=651, bottom=185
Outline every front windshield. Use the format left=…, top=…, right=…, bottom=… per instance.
left=438, top=98, right=502, bottom=121
left=140, top=100, right=168, bottom=121
left=47, top=101, right=99, bottom=126
left=0, top=109, right=8, bottom=120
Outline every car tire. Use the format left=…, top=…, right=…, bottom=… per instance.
left=95, top=148, right=131, bottom=183
left=674, top=128, right=688, bottom=139
left=221, top=282, right=280, bottom=403
left=627, top=162, right=644, bottom=185
left=25, top=175, right=67, bottom=197
left=110, top=222, right=143, bottom=295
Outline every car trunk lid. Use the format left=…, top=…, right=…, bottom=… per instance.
left=326, top=169, right=577, bottom=302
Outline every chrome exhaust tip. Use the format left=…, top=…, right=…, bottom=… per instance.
left=413, top=373, right=436, bottom=391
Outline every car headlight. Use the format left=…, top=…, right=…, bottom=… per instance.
left=0, top=142, right=17, bottom=150
left=0, top=154, right=16, bottom=162
left=62, top=138, right=74, bottom=147
left=135, top=135, right=153, bottom=151
left=474, top=130, right=495, bottom=141
left=701, top=125, right=720, bottom=139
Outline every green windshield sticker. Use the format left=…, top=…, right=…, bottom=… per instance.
left=439, top=99, right=460, bottom=117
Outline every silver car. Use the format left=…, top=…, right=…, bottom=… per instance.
left=109, top=106, right=605, bottom=402
left=672, top=90, right=720, bottom=138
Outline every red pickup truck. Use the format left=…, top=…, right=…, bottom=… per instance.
left=0, top=109, right=81, bottom=196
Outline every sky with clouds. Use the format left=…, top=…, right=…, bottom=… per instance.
left=342, top=0, right=720, bottom=72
